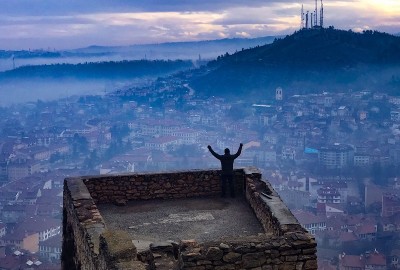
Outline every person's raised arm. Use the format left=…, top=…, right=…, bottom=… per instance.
left=233, top=143, right=243, bottom=159
left=208, top=145, right=222, bottom=159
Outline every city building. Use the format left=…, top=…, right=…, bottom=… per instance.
left=318, top=143, right=354, bottom=169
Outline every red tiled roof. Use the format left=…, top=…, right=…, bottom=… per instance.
left=340, top=255, right=364, bottom=268
left=365, top=252, right=386, bottom=266
left=0, top=255, right=20, bottom=269
left=356, top=224, right=376, bottom=235
left=17, top=217, right=60, bottom=233
left=339, top=232, right=358, bottom=242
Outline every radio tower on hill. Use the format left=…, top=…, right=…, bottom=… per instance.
left=320, top=0, right=324, bottom=28
left=314, top=0, right=318, bottom=27
left=300, top=0, right=324, bottom=29
left=300, top=5, right=305, bottom=29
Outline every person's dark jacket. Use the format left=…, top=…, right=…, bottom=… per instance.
left=208, top=144, right=243, bottom=175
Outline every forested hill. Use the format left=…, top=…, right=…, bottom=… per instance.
left=189, top=28, right=400, bottom=99
left=0, top=60, right=194, bottom=80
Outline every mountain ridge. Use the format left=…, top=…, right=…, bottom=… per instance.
left=188, top=28, right=400, bottom=99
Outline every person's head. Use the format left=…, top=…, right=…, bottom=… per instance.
left=224, top=148, right=230, bottom=155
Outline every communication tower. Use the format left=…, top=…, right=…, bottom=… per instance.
left=320, top=0, right=324, bottom=28
left=300, top=0, right=325, bottom=29
left=314, top=0, right=318, bottom=27
left=305, top=11, right=309, bottom=29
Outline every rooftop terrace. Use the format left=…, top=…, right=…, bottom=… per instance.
left=62, top=167, right=317, bottom=270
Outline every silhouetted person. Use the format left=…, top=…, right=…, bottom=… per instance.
left=207, top=143, right=243, bottom=197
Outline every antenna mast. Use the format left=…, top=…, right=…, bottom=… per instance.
left=320, top=0, right=324, bottom=28
left=315, top=0, right=318, bottom=27
left=305, top=11, right=309, bottom=29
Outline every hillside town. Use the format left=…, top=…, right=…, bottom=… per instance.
left=1, top=74, right=400, bottom=269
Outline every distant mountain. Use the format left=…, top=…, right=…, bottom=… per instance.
left=189, top=28, right=400, bottom=99
left=0, top=36, right=277, bottom=72
left=0, top=36, right=278, bottom=61
left=67, top=36, right=278, bottom=61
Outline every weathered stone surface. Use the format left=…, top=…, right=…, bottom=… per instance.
left=219, top=243, right=230, bottom=250
left=197, top=260, right=212, bottom=265
left=295, top=262, right=304, bottom=270
left=183, top=251, right=205, bottom=262
left=206, top=247, right=223, bottom=261
left=242, top=252, right=266, bottom=268
left=114, top=199, right=127, bottom=206
left=223, top=252, right=242, bottom=263
left=262, top=265, right=273, bottom=270
left=304, top=260, right=318, bottom=270
left=181, top=239, right=199, bottom=249
left=285, top=255, right=298, bottom=262
left=215, top=264, right=235, bottom=270
left=150, top=242, right=174, bottom=253
left=278, top=262, right=296, bottom=270
left=100, top=230, right=137, bottom=260
left=302, top=248, right=316, bottom=255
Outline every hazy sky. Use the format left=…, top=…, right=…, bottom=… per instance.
left=1, top=0, right=399, bottom=50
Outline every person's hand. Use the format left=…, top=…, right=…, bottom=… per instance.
left=207, top=145, right=211, bottom=149
left=240, top=143, right=243, bottom=147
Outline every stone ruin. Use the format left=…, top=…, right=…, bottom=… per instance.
left=62, top=167, right=317, bottom=269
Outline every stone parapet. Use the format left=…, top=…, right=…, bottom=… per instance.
left=179, top=233, right=317, bottom=270
left=62, top=167, right=317, bottom=270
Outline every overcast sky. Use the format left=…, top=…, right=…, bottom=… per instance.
left=1, top=0, right=399, bottom=50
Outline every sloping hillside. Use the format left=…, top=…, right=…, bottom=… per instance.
left=189, top=28, right=400, bottom=99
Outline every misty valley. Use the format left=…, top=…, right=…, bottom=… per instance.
left=1, top=28, right=400, bottom=269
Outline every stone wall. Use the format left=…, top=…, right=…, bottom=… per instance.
left=179, top=233, right=317, bottom=270
left=62, top=167, right=317, bottom=270
left=62, top=177, right=147, bottom=269
left=83, top=169, right=244, bottom=204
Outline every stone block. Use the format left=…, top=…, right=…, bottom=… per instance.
left=197, top=260, right=212, bottom=265
left=100, top=230, right=137, bottom=261
left=304, top=260, right=317, bottom=270
left=223, top=252, right=241, bottom=263
left=278, top=262, right=296, bottom=270
left=242, top=252, right=266, bottom=268
left=285, top=255, right=298, bottom=262
left=206, top=247, right=223, bottom=261
left=302, top=248, right=316, bottom=255
left=215, top=265, right=235, bottom=270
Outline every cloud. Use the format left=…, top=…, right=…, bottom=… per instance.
left=0, top=0, right=399, bottom=50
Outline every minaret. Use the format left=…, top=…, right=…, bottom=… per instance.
left=276, top=87, right=283, bottom=101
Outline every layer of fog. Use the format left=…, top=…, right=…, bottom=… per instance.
left=0, top=78, right=151, bottom=107
left=0, top=36, right=276, bottom=71
left=0, top=55, right=141, bottom=72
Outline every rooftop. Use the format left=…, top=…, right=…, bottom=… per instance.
left=98, top=197, right=264, bottom=250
